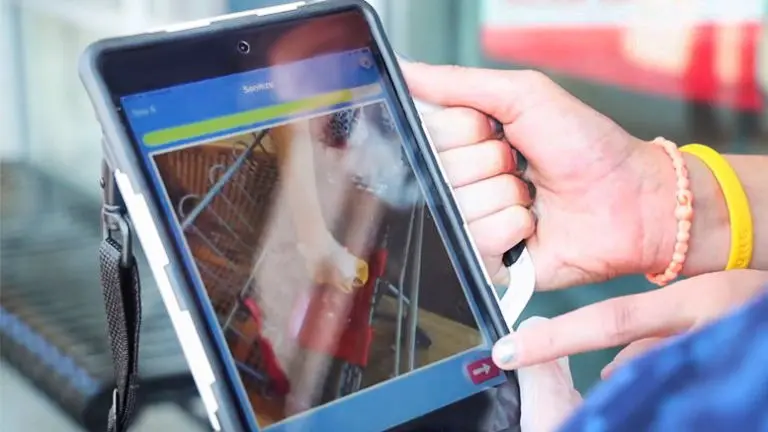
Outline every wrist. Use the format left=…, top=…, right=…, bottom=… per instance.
left=645, top=145, right=730, bottom=277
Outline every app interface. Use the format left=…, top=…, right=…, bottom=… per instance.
left=121, top=48, right=507, bottom=431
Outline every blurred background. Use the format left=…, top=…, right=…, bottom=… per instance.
left=0, top=0, right=766, bottom=430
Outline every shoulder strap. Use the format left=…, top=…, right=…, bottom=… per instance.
left=100, top=162, right=142, bottom=432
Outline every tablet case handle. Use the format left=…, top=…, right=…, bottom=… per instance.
left=99, top=159, right=142, bottom=432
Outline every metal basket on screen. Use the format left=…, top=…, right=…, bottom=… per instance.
left=155, top=131, right=288, bottom=397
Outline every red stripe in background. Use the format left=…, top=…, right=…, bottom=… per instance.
left=482, top=23, right=763, bottom=111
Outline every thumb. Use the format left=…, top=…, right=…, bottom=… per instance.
left=516, top=317, right=583, bottom=432
left=400, top=62, right=552, bottom=125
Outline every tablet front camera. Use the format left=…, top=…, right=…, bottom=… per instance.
left=236, top=40, right=251, bottom=55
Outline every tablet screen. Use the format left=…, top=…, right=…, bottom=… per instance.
left=118, top=10, right=513, bottom=432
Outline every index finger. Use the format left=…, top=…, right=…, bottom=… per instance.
left=491, top=288, right=692, bottom=369
left=422, top=107, right=496, bottom=151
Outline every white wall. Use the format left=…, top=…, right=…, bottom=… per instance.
left=0, top=0, right=22, bottom=161
left=759, top=12, right=768, bottom=95
left=19, top=11, right=106, bottom=196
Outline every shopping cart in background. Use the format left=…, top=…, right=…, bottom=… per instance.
left=158, top=110, right=432, bottom=408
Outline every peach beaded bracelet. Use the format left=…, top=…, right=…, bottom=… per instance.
left=646, top=137, right=694, bottom=287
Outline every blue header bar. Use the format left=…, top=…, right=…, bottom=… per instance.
left=121, top=48, right=381, bottom=140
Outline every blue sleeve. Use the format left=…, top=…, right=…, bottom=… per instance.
left=559, top=285, right=768, bottom=432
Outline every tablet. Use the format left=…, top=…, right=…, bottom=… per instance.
left=80, top=1, right=530, bottom=430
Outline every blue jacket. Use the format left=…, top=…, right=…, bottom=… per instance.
left=561, top=287, right=768, bottom=432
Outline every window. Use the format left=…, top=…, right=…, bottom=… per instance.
left=5, top=0, right=226, bottom=196
left=1, top=0, right=21, bottom=161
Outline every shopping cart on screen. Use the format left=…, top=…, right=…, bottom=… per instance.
left=161, top=110, right=431, bottom=404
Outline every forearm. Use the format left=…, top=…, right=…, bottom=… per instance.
left=718, top=155, right=768, bottom=271
left=651, top=152, right=768, bottom=276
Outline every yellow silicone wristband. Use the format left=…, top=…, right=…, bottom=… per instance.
left=680, top=144, right=753, bottom=270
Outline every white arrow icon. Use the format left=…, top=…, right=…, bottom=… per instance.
left=472, top=363, right=491, bottom=376
left=359, top=56, right=373, bottom=69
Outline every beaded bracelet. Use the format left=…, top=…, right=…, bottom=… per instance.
left=646, top=137, right=693, bottom=286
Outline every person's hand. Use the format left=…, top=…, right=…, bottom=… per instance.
left=490, top=270, right=768, bottom=373
left=516, top=317, right=583, bottom=432
left=402, top=62, right=721, bottom=290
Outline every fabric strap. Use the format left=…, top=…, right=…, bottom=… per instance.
left=99, top=167, right=142, bottom=432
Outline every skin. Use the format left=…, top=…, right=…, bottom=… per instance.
left=510, top=271, right=768, bottom=432
left=401, top=61, right=768, bottom=370
left=503, top=270, right=768, bottom=373
left=599, top=269, right=768, bottom=378
left=515, top=317, right=583, bottom=432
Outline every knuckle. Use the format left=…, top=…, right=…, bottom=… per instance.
left=443, top=64, right=470, bottom=78
left=500, top=174, right=530, bottom=204
left=421, top=110, right=440, bottom=126
left=605, top=299, right=640, bottom=344
left=451, top=107, right=492, bottom=137
left=491, top=232, right=514, bottom=256
left=512, top=205, right=535, bottom=236
left=517, top=69, right=552, bottom=88
left=528, top=326, right=558, bottom=364
left=488, top=141, right=515, bottom=172
left=498, top=207, right=531, bottom=250
left=468, top=108, right=493, bottom=135
left=428, top=107, right=494, bottom=149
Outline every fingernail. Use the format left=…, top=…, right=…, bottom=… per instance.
left=493, top=337, right=518, bottom=367
left=515, top=150, right=529, bottom=174
left=526, top=180, right=537, bottom=201
left=600, top=363, right=615, bottom=380
left=489, top=117, right=504, bottom=139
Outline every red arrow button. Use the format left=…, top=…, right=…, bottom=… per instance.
left=466, top=357, right=501, bottom=385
